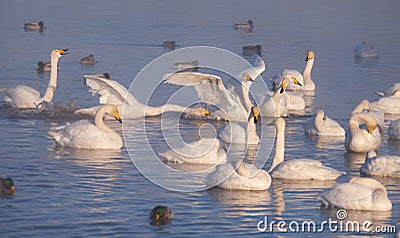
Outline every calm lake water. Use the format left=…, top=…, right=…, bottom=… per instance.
left=1, top=0, right=400, bottom=237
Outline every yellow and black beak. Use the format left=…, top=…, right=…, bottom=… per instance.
left=115, top=111, right=122, bottom=123
left=57, top=49, right=69, bottom=55
left=280, top=82, right=287, bottom=94
left=253, top=112, right=259, bottom=124
left=246, top=74, right=254, bottom=82
left=305, top=52, right=311, bottom=61
left=367, top=125, right=376, bottom=134
left=292, top=77, right=302, bottom=86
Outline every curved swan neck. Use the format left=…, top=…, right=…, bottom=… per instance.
left=269, top=119, right=285, bottom=172
left=352, top=100, right=370, bottom=114
left=41, top=55, right=59, bottom=102
left=94, top=106, right=113, bottom=133
left=349, top=113, right=376, bottom=132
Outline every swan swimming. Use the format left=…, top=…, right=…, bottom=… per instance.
left=217, top=106, right=259, bottom=145
left=269, top=117, right=344, bottom=180
left=205, top=160, right=271, bottom=190
left=159, top=137, right=226, bottom=164
left=163, top=72, right=255, bottom=122
left=370, top=90, right=400, bottom=115
left=75, top=73, right=209, bottom=119
left=271, top=50, right=315, bottom=91
left=360, top=150, right=400, bottom=178
left=304, top=109, right=345, bottom=136
left=49, top=104, right=123, bottom=149
left=344, top=113, right=381, bottom=153
left=316, top=177, right=392, bottom=211
left=388, top=119, right=400, bottom=140
left=4, top=49, right=68, bottom=109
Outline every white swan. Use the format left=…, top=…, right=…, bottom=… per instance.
left=352, top=99, right=385, bottom=129
left=375, top=82, right=400, bottom=97
left=370, top=90, right=400, bottom=114
left=205, top=160, right=271, bottom=190
left=388, top=119, right=400, bottom=140
left=271, top=50, right=315, bottom=91
left=217, top=106, right=259, bottom=144
left=48, top=104, right=122, bottom=149
left=159, top=137, right=226, bottom=164
left=260, top=76, right=302, bottom=117
left=163, top=72, right=255, bottom=122
left=269, top=117, right=344, bottom=180
left=284, top=92, right=305, bottom=111
left=304, top=110, right=345, bottom=136
left=360, top=150, right=400, bottom=178
left=75, top=73, right=209, bottom=119
left=354, top=42, right=378, bottom=58
left=344, top=113, right=381, bottom=153
left=316, top=177, right=392, bottom=211
left=4, top=49, right=68, bottom=108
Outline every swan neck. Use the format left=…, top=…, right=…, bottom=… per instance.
left=270, top=122, right=285, bottom=171
left=242, top=82, right=252, bottom=113
left=349, top=113, right=374, bottom=132
left=303, top=58, right=314, bottom=77
left=41, top=56, right=59, bottom=102
left=314, top=115, right=324, bottom=133
left=94, top=107, right=113, bottom=133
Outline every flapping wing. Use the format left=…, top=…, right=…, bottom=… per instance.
left=83, top=74, right=137, bottom=105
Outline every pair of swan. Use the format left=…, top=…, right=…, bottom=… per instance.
left=370, top=90, right=400, bottom=114
left=4, top=49, right=68, bottom=108
left=206, top=117, right=344, bottom=190
left=360, top=150, right=400, bottom=178
left=75, top=73, right=209, bottom=120
left=49, top=104, right=123, bottom=149
left=317, top=177, right=391, bottom=211
left=344, top=113, right=381, bottom=153
left=81, top=54, right=96, bottom=65
left=271, top=50, right=315, bottom=91
left=304, top=110, right=345, bottom=136
left=388, top=119, right=400, bottom=140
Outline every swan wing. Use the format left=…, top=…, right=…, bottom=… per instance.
left=318, top=183, right=374, bottom=209
left=84, top=74, right=137, bottom=105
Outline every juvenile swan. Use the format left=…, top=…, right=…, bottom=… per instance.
left=4, top=49, right=68, bottom=108
left=269, top=118, right=344, bottom=180
left=304, top=110, right=345, bottom=136
left=49, top=104, right=123, bottom=149
left=316, top=177, right=392, bottom=211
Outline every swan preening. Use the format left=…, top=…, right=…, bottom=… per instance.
left=159, top=137, right=227, bottom=164
left=344, top=113, right=381, bottom=153
left=269, top=118, right=344, bottom=180
left=48, top=104, right=123, bottom=149
left=316, top=177, right=392, bottom=211
left=304, top=110, right=345, bottom=136
left=4, top=49, right=68, bottom=109
left=76, top=73, right=209, bottom=119
left=370, top=90, right=400, bottom=115
left=271, top=50, right=315, bottom=91
left=217, top=106, right=260, bottom=144
left=360, top=150, right=400, bottom=178
left=388, top=119, right=400, bottom=140
left=205, top=160, right=271, bottom=190
left=352, top=99, right=385, bottom=129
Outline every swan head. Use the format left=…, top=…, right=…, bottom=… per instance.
left=367, top=121, right=378, bottom=134
left=51, top=49, right=68, bottom=58
left=251, top=106, right=259, bottom=123
left=316, top=109, right=326, bottom=120
left=279, top=76, right=302, bottom=93
left=106, top=105, right=122, bottom=123
left=1, top=177, right=16, bottom=194
left=149, top=205, right=173, bottom=224
left=305, top=50, right=315, bottom=61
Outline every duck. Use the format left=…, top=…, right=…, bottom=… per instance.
left=375, top=82, right=400, bottom=97
left=259, top=76, right=302, bottom=118
left=159, top=137, right=226, bottom=164
left=205, top=160, right=271, bottom=190
left=316, top=177, right=392, bottom=211
left=81, top=54, right=96, bottom=65
left=360, top=150, right=400, bottom=178
left=370, top=89, right=400, bottom=115
left=354, top=42, right=378, bottom=58
left=271, top=50, right=315, bottom=91
left=304, top=109, right=345, bottom=136
left=171, top=60, right=198, bottom=70
left=163, top=72, right=255, bottom=122
left=24, top=21, right=45, bottom=31
left=217, top=106, right=259, bottom=144
left=149, top=205, right=173, bottom=225
left=344, top=113, right=381, bottom=153
left=4, top=49, right=68, bottom=108
left=0, top=177, right=16, bottom=194
left=48, top=104, right=123, bottom=149
left=269, top=117, right=344, bottom=180
left=242, top=44, right=262, bottom=57
left=351, top=99, right=385, bottom=129
left=75, top=73, right=209, bottom=120
left=388, top=119, right=400, bottom=140
left=234, top=20, right=254, bottom=29
left=162, top=41, right=176, bottom=50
